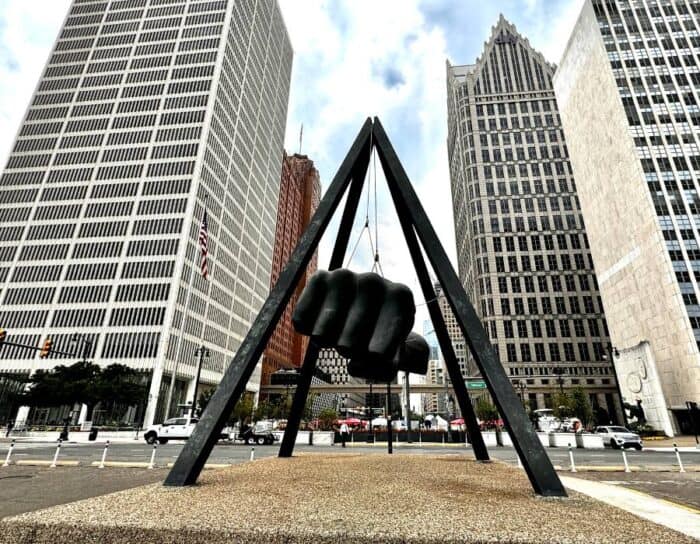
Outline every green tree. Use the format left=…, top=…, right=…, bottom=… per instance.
left=317, top=407, right=338, bottom=430
left=552, top=392, right=573, bottom=420
left=475, top=398, right=498, bottom=424
left=303, top=393, right=317, bottom=422
left=253, top=399, right=274, bottom=421
left=22, top=361, right=102, bottom=419
left=570, top=387, right=593, bottom=427
left=229, top=394, right=254, bottom=426
left=96, top=364, right=147, bottom=421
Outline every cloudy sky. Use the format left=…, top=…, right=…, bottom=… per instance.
left=0, top=0, right=583, bottom=327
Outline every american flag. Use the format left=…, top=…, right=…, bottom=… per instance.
left=199, top=209, right=209, bottom=279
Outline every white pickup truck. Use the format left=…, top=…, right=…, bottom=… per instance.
left=143, top=417, right=229, bottom=445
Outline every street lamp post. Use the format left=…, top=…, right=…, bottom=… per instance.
left=552, top=367, right=564, bottom=394
left=191, top=346, right=209, bottom=419
left=604, top=344, right=628, bottom=427
left=515, top=380, right=527, bottom=402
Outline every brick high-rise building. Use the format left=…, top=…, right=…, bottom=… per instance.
left=446, top=16, right=622, bottom=421
left=554, top=0, right=700, bottom=435
left=0, top=0, right=292, bottom=427
left=261, top=152, right=321, bottom=387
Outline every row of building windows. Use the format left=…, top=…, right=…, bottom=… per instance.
left=496, top=294, right=602, bottom=317
left=503, top=341, right=606, bottom=363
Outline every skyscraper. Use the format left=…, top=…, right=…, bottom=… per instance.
left=554, top=0, right=700, bottom=435
left=446, top=16, right=621, bottom=420
left=260, top=152, right=320, bottom=388
left=0, top=0, right=292, bottom=426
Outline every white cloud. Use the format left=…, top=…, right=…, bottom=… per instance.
left=0, top=1, right=71, bottom=166
left=278, top=1, right=454, bottom=329
left=0, top=0, right=586, bottom=335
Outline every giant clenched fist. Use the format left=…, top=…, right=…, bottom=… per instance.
left=292, top=269, right=429, bottom=381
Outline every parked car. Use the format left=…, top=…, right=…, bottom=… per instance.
left=233, top=424, right=277, bottom=445
left=533, top=409, right=559, bottom=432
left=144, top=417, right=229, bottom=445
left=595, top=425, right=643, bottom=450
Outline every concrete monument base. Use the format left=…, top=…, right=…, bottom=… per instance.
left=0, top=454, right=693, bottom=543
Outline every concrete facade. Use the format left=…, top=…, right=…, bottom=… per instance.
left=0, top=0, right=292, bottom=427
left=446, top=16, right=620, bottom=420
left=554, top=0, right=700, bottom=434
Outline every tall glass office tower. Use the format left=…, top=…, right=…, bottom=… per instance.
left=446, top=16, right=620, bottom=419
left=0, top=0, right=292, bottom=426
left=555, top=0, right=700, bottom=435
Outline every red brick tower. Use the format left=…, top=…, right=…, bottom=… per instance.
left=261, top=152, right=321, bottom=387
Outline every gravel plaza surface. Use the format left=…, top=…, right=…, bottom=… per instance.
left=0, top=453, right=695, bottom=544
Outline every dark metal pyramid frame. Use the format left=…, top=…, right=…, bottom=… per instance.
left=165, top=117, right=566, bottom=497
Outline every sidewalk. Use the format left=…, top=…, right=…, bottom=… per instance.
left=643, top=435, right=699, bottom=449
left=561, top=475, right=700, bottom=540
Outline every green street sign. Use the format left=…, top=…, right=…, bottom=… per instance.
left=466, top=380, right=486, bottom=390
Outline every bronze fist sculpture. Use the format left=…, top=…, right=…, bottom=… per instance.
left=292, top=269, right=429, bottom=381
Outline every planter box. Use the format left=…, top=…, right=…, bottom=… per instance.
left=575, top=433, right=604, bottom=449
left=498, top=431, right=513, bottom=447
left=548, top=432, right=576, bottom=448
left=536, top=432, right=550, bottom=447
left=481, top=431, right=498, bottom=447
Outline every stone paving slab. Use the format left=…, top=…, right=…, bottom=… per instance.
left=0, top=453, right=695, bottom=544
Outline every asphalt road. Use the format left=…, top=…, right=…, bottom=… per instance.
left=2, top=439, right=698, bottom=468
left=0, top=441, right=698, bottom=521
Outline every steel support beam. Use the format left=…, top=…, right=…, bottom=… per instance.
left=164, top=119, right=373, bottom=486
left=372, top=117, right=566, bottom=497
left=385, top=173, right=489, bottom=460
left=279, top=140, right=371, bottom=458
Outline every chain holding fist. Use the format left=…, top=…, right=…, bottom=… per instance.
left=292, top=269, right=429, bottom=381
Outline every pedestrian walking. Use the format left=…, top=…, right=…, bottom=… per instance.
left=4, top=420, right=13, bottom=438
left=340, top=422, right=349, bottom=448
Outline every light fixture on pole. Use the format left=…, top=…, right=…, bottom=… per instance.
left=191, top=346, right=210, bottom=419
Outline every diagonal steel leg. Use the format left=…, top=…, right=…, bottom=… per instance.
left=164, top=118, right=373, bottom=486
left=372, top=117, right=566, bottom=497
left=279, top=144, right=371, bottom=457
left=384, top=165, right=489, bottom=461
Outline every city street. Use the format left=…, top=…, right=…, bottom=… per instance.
left=0, top=439, right=697, bottom=523
left=1, top=439, right=698, bottom=468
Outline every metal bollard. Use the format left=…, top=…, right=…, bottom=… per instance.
left=673, top=443, right=686, bottom=473
left=2, top=439, right=15, bottom=467
left=148, top=443, right=157, bottom=469
left=50, top=439, right=62, bottom=468
left=442, top=432, right=445, bottom=445
left=99, top=440, right=110, bottom=469
left=419, top=431, right=422, bottom=447
left=568, top=443, right=577, bottom=473
left=621, top=447, right=631, bottom=473
left=250, top=447, right=255, bottom=461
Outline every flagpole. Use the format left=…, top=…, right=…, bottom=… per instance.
left=194, top=202, right=218, bottom=416
left=164, top=199, right=207, bottom=420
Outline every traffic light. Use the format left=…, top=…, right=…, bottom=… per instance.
left=0, top=328, right=5, bottom=346
left=39, top=338, right=53, bottom=358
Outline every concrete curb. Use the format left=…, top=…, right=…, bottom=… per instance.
left=15, top=460, right=80, bottom=467
left=89, top=461, right=151, bottom=468
left=556, top=465, right=700, bottom=473
left=165, top=462, right=232, bottom=469
left=561, top=475, right=700, bottom=540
